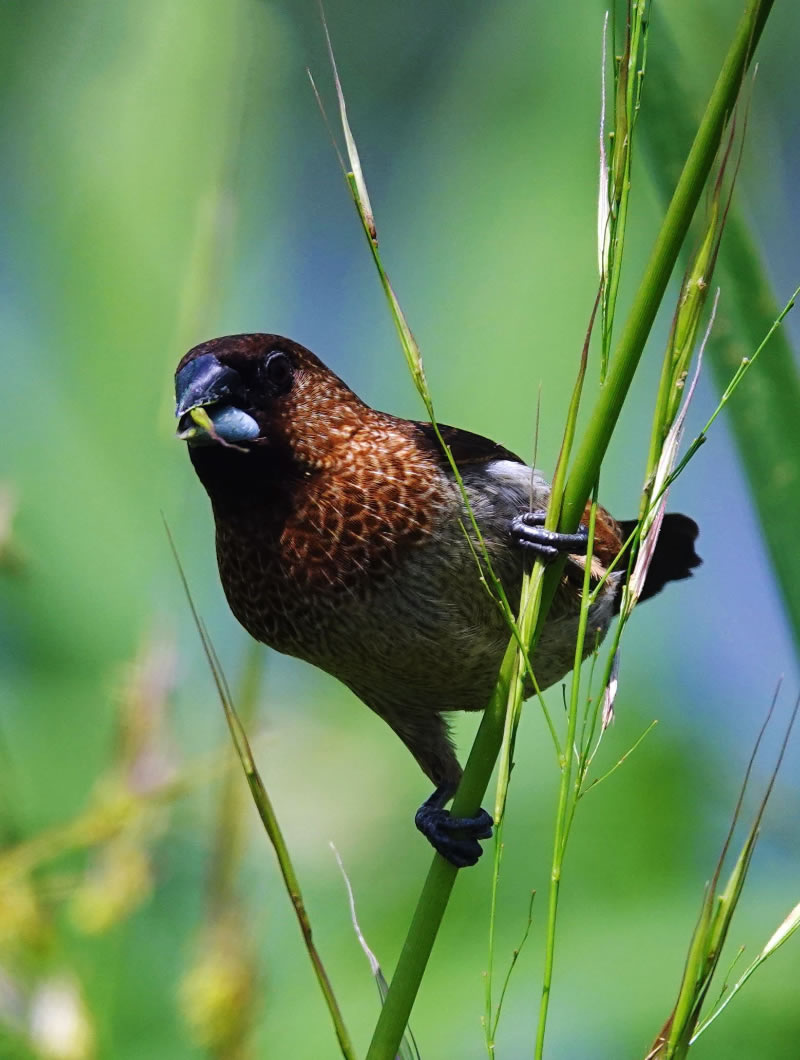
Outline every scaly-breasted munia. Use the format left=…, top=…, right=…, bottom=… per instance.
left=175, top=334, right=700, bottom=866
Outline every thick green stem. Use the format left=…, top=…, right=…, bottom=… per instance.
left=367, top=4, right=773, bottom=1058
left=366, top=644, right=516, bottom=1060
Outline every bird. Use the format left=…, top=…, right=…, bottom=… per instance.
left=175, top=333, right=701, bottom=867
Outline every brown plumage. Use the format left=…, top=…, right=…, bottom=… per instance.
left=175, top=333, right=701, bottom=866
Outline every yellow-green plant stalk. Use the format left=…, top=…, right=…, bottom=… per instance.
left=179, top=641, right=265, bottom=1059
left=205, top=641, right=264, bottom=919
left=165, top=523, right=356, bottom=1060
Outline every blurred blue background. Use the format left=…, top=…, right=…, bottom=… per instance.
left=1, top=1, right=799, bottom=1057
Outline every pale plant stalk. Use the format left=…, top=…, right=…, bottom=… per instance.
left=331, top=843, right=421, bottom=1060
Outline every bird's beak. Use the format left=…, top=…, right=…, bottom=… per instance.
left=174, top=354, right=260, bottom=447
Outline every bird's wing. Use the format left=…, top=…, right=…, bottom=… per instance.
left=411, top=421, right=526, bottom=470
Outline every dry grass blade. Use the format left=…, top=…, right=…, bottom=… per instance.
left=624, top=290, right=716, bottom=618
left=331, top=844, right=421, bottom=1060
left=317, top=2, right=375, bottom=240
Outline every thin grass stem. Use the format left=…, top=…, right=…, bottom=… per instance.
left=534, top=493, right=599, bottom=1058
left=164, top=522, right=356, bottom=1060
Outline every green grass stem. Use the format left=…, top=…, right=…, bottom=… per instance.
left=367, top=5, right=772, bottom=1057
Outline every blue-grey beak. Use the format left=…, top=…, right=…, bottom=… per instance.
left=175, top=354, right=260, bottom=446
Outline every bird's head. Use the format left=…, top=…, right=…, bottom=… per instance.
left=175, top=334, right=367, bottom=471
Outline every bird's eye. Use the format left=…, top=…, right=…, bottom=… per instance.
left=261, top=350, right=294, bottom=394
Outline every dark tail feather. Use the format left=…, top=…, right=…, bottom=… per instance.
left=616, top=513, right=701, bottom=609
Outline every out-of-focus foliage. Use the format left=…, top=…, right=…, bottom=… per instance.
left=1, top=2, right=798, bottom=1057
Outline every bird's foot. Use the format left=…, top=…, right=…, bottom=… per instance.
left=510, top=510, right=588, bottom=562
left=415, top=787, right=493, bottom=868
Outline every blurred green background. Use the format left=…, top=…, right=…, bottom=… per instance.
left=1, top=1, right=799, bottom=1057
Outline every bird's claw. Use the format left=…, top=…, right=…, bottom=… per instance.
left=415, top=804, right=493, bottom=867
left=510, top=510, right=589, bottom=561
